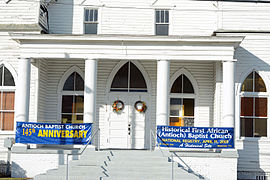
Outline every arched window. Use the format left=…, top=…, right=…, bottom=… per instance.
left=0, top=65, right=15, bottom=131
left=240, top=71, right=267, bottom=137
left=170, top=74, right=195, bottom=127
left=110, top=61, right=147, bottom=92
left=61, top=72, right=84, bottom=124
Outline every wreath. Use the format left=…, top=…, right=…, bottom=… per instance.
left=112, top=100, right=124, bottom=113
left=134, top=101, right=147, bottom=113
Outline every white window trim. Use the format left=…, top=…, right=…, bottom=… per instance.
left=237, top=68, right=270, bottom=140
left=155, top=9, right=169, bottom=35
left=0, top=61, right=17, bottom=133
left=57, top=66, right=84, bottom=123
left=83, top=8, right=99, bottom=34
left=169, top=68, right=199, bottom=126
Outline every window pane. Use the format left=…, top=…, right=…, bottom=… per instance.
left=241, top=97, right=253, bottom=116
left=62, top=114, right=72, bottom=124
left=161, top=10, right=164, bottom=23
left=62, top=96, right=73, bottom=113
left=94, top=9, right=98, bottom=21
left=2, top=92, right=15, bottom=110
left=85, top=9, right=89, bottom=21
left=84, top=23, right=97, bottom=34
left=111, top=62, right=128, bottom=90
left=0, top=66, right=3, bottom=86
left=183, top=117, right=194, bottom=127
left=73, top=115, right=83, bottom=123
left=90, top=9, right=93, bottom=21
left=130, top=62, right=147, bottom=90
left=255, top=72, right=266, bottom=92
left=241, top=118, right=253, bottom=137
left=171, top=75, right=182, bottom=93
left=75, top=73, right=84, bottom=91
left=170, top=117, right=184, bottom=127
left=1, top=112, right=14, bottom=130
left=183, top=75, right=194, bottom=93
left=183, top=99, right=194, bottom=116
left=255, top=98, right=267, bottom=117
left=241, top=72, right=253, bottom=92
left=155, top=10, right=160, bottom=23
left=165, top=10, right=169, bottom=23
left=63, top=73, right=75, bottom=91
left=254, top=118, right=267, bottom=137
left=4, top=68, right=15, bottom=86
left=170, top=98, right=182, bottom=116
left=156, top=24, right=168, bottom=36
left=75, top=96, right=84, bottom=113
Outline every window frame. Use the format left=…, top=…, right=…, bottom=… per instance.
left=57, top=66, right=85, bottom=124
left=155, top=9, right=169, bottom=36
left=169, top=74, right=196, bottom=127
left=84, top=8, right=98, bottom=34
left=239, top=71, right=269, bottom=139
left=0, top=64, right=16, bottom=132
left=61, top=72, right=84, bottom=124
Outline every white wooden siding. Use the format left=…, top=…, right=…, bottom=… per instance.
left=0, top=0, right=39, bottom=25
left=220, top=2, right=270, bottom=31
left=37, top=60, right=48, bottom=121
left=48, top=0, right=75, bottom=34
left=44, top=59, right=85, bottom=122
left=48, top=0, right=218, bottom=35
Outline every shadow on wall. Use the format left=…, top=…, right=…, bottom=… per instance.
left=234, top=46, right=268, bottom=179
left=11, top=162, right=27, bottom=178
left=48, top=0, right=74, bottom=34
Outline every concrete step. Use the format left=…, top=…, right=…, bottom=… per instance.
left=35, top=175, right=106, bottom=180
left=46, top=165, right=104, bottom=176
left=103, top=170, right=201, bottom=180
left=109, top=150, right=167, bottom=157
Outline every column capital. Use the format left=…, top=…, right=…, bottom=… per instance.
left=85, top=58, right=99, bottom=61
left=222, top=59, right=237, bottom=63
left=157, top=59, right=169, bottom=62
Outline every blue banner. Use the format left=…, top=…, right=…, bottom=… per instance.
left=15, top=122, right=92, bottom=145
left=157, top=126, right=234, bottom=149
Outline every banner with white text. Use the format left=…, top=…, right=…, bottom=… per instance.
left=15, top=122, right=92, bottom=145
left=157, top=126, right=234, bottom=149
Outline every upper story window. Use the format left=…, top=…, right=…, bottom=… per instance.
left=155, top=9, right=169, bottom=36
left=240, top=71, right=267, bottom=137
left=170, top=74, right=195, bottom=127
left=61, top=72, right=84, bottom=124
left=0, top=65, right=15, bottom=131
left=84, top=9, right=98, bottom=34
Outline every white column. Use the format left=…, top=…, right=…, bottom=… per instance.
left=15, top=58, right=31, bottom=122
left=156, top=60, right=170, bottom=126
left=84, top=59, right=97, bottom=123
left=222, top=61, right=235, bottom=127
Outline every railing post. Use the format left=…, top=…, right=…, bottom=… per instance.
left=150, top=130, right=152, bottom=151
left=97, top=128, right=100, bottom=151
left=66, top=154, right=69, bottom=180
left=171, top=154, right=174, bottom=180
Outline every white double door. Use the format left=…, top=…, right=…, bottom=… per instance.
left=108, top=92, right=149, bottom=149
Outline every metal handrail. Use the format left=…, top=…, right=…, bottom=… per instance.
left=150, top=129, right=170, bottom=157
left=150, top=129, right=174, bottom=180
left=66, top=128, right=100, bottom=180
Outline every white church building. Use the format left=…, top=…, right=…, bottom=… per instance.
left=0, top=0, right=270, bottom=179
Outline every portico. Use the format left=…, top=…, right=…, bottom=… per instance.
left=12, top=34, right=243, bottom=149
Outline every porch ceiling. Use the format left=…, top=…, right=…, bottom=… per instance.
left=11, top=34, right=244, bottom=61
